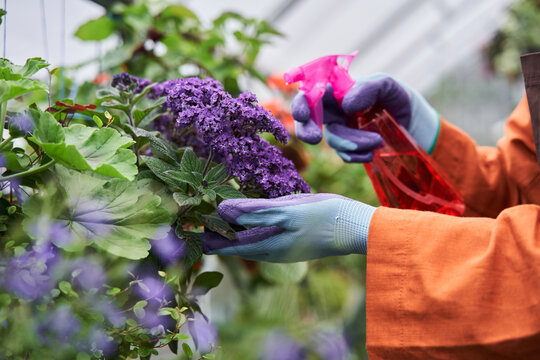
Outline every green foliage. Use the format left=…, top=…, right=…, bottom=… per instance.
left=29, top=110, right=138, bottom=180
left=81, top=0, right=281, bottom=94
left=0, top=58, right=49, bottom=103
left=485, top=0, right=540, bottom=79
left=74, top=16, right=117, bottom=41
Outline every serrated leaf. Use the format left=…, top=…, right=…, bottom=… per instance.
left=16, top=57, right=49, bottom=77
left=142, top=156, right=186, bottom=189
left=22, top=166, right=171, bottom=259
left=204, top=163, right=227, bottom=185
left=191, top=271, right=223, bottom=296
left=75, top=16, right=116, bottom=41
left=0, top=78, right=48, bottom=103
left=165, top=170, right=202, bottom=188
left=201, top=188, right=216, bottom=201
left=196, top=213, right=237, bottom=240
left=213, top=185, right=245, bottom=199
left=173, top=193, right=202, bottom=208
left=135, top=128, right=177, bottom=163
left=30, top=112, right=137, bottom=180
left=176, top=226, right=202, bottom=269
left=180, top=148, right=203, bottom=173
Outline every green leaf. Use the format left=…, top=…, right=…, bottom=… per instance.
left=174, top=333, right=191, bottom=341
left=92, top=115, right=103, bottom=128
left=135, top=128, right=177, bottom=163
left=17, top=57, right=49, bottom=77
left=75, top=16, right=116, bottom=41
left=182, top=343, right=193, bottom=358
left=204, top=163, right=227, bottom=185
left=176, top=226, right=202, bottom=269
left=201, top=188, right=216, bottom=201
left=0, top=78, right=48, bottom=103
left=58, top=281, right=78, bottom=297
left=196, top=213, right=237, bottom=240
left=22, top=166, right=171, bottom=259
left=203, top=354, right=216, bottom=359
left=213, top=185, right=245, bottom=199
left=161, top=4, right=199, bottom=20
left=192, top=271, right=223, bottom=296
left=0, top=10, right=6, bottom=26
left=259, top=262, right=309, bottom=284
left=173, top=192, right=202, bottom=208
left=142, top=155, right=186, bottom=189
left=165, top=170, right=202, bottom=188
left=134, top=300, right=147, bottom=310
left=30, top=112, right=137, bottom=180
left=180, top=148, right=203, bottom=173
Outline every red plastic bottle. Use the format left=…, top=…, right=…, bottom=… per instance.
left=350, top=106, right=465, bottom=216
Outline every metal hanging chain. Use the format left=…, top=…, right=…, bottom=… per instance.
left=60, top=0, right=66, bottom=99
left=40, top=0, right=49, bottom=61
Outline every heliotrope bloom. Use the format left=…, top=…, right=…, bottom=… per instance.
left=147, top=76, right=310, bottom=198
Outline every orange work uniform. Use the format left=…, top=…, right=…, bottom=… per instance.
left=366, top=95, right=540, bottom=359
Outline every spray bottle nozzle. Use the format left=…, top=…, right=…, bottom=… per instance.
left=284, top=52, right=359, bottom=129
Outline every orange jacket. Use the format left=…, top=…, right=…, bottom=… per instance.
left=366, top=96, right=540, bottom=359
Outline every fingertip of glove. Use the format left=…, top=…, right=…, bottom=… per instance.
left=291, top=93, right=311, bottom=122
left=296, top=121, right=323, bottom=144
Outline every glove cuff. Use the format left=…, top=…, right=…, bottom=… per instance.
left=406, top=88, right=441, bottom=153
left=334, top=200, right=376, bottom=255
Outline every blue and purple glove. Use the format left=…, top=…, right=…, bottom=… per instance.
left=292, top=74, right=441, bottom=161
left=201, top=193, right=375, bottom=263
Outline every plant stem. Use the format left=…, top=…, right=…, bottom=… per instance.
left=202, top=149, right=214, bottom=177
left=0, top=135, right=13, bottom=151
left=0, top=159, right=55, bottom=181
left=0, top=102, right=7, bottom=141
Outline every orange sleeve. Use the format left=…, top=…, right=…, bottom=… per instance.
left=430, top=96, right=540, bottom=217
left=366, top=205, right=540, bottom=359
left=365, top=97, right=540, bottom=358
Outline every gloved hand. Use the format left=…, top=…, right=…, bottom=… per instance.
left=201, top=193, right=375, bottom=263
left=292, top=74, right=440, bottom=162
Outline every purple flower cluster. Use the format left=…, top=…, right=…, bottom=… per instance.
left=111, top=73, right=151, bottom=94
left=153, top=77, right=310, bottom=198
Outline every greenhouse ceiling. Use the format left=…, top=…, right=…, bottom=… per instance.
left=4, top=0, right=517, bottom=93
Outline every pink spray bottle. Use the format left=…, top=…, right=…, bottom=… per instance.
left=284, top=53, right=465, bottom=216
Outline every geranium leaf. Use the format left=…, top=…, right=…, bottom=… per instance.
left=29, top=112, right=137, bottom=181
left=23, top=166, right=171, bottom=260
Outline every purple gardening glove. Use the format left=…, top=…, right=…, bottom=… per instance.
left=201, top=193, right=375, bottom=263
left=292, top=74, right=440, bottom=161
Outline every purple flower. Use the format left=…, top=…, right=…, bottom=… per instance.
left=3, top=243, right=58, bottom=301
left=311, top=331, right=350, bottom=360
left=7, top=112, right=35, bottom=136
left=261, top=331, right=306, bottom=360
left=92, top=300, right=126, bottom=327
left=188, top=312, right=218, bottom=354
left=71, top=259, right=106, bottom=290
left=36, top=305, right=81, bottom=343
left=150, top=228, right=186, bottom=265
left=89, top=328, right=117, bottom=356
left=152, top=77, right=310, bottom=198
left=136, top=276, right=173, bottom=303
left=111, top=72, right=151, bottom=93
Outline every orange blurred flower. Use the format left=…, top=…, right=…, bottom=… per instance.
left=262, top=98, right=295, bottom=134
left=266, top=73, right=298, bottom=97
